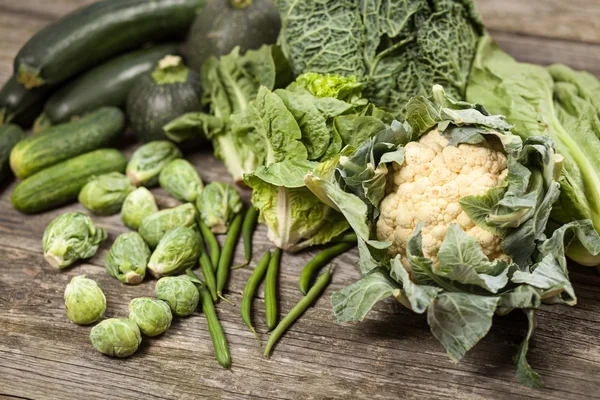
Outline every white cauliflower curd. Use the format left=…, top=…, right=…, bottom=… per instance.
left=377, top=129, right=508, bottom=267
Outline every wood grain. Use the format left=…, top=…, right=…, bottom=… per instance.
left=1, top=1, right=600, bottom=399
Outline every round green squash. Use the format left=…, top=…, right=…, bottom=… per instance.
left=126, top=55, right=203, bottom=142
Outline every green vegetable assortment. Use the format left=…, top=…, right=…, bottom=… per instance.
left=6, top=0, right=600, bottom=389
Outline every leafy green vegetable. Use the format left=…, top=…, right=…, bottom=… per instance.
left=78, top=172, right=135, bottom=215
left=246, top=160, right=350, bottom=252
left=121, top=187, right=158, bottom=230
left=164, top=45, right=293, bottom=184
left=42, top=212, right=107, bottom=269
left=159, top=159, right=203, bottom=202
left=64, top=275, right=106, bottom=325
left=196, top=182, right=243, bottom=234
left=105, top=232, right=151, bottom=285
left=138, top=203, right=197, bottom=248
left=126, top=140, right=182, bottom=187
left=466, top=35, right=600, bottom=266
left=147, top=226, right=202, bottom=277
left=275, top=0, right=484, bottom=116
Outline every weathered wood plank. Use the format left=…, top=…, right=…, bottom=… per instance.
left=2, top=1, right=600, bottom=399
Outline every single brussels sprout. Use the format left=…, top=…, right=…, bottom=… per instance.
left=159, top=159, right=204, bottom=202
left=120, top=187, right=158, bottom=230
left=196, top=182, right=242, bottom=234
left=43, top=212, right=107, bottom=268
left=105, top=232, right=151, bottom=284
left=64, top=275, right=106, bottom=325
left=78, top=172, right=135, bottom=215
left=138, top=203, right=197, bottom=248
left=155, top=276, right=200, bottom=316
left=147, top=226, right=202, bottom=277
left=128, top=297, right=173, bottom=336
left=90, top=318, right=142, bottom=358
left=126, top=141, right=182, bottom=187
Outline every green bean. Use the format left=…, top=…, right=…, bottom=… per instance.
left=298, top=242, right=353, bottom=295
left=234, top=206, right=259, bottom=269
left=240, top=250, right=271, bottom=342
left=199, top=220, right=220, bottom=271
left=216, top=213, right=243, bottom=300
left=200, top=253, right=218, bottom=302
left=264, top=267, right=333, bottom=358
left=186, top=270, right=230, bottom=367
left=331, top=231, right=358, bottom=244
left=264, top=248, right=281, bottom=331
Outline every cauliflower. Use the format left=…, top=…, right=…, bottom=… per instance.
left=377, top=129, right=508, bottom=268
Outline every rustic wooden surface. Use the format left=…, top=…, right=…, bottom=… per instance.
left=1, top=1, right=600, bottom=399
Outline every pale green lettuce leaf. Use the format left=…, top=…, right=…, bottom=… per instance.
left=513, top=310, right=544, bottom=389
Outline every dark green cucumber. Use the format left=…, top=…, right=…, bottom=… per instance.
left=186, top=0, right=280, bottom=71
left=0, top=124, right=25, bottom=183
left=11, top=149, right=127, bottom=214
left=10, top=107, right=124, bottom=179
left=42, top=44, right=181, bottom=124
left=0, top=76, right=51, bottom=127
left=14, top=0, right=204, bottom=89
left=127, top=55, right=203, bottom=142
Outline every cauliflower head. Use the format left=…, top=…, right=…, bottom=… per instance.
left=377, top=129, right=508, bottom=268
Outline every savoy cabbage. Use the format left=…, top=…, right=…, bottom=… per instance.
left=275, top=0, right=485, bottom=117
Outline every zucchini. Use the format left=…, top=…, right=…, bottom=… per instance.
left=186, top=0, right=280, bottom=71
left=10, top=107, right=125, bottom=179
left=0, top=124, right=25, bottom=183
left=11, top=149, right=127, bottom=214
left=127, top=55, right=202, bottom=142
left=42, top=44, right=181, bottom=124
left=0, top=76, right=50, bottom=127
left=15, top=0, right=204, bottom=89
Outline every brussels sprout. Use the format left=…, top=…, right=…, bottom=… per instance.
left=90, top=318, right=142, bottom=358
left=159, top=159, right=204, bottom=202
left=78, top=172, right=135, bottom=215
left=43, top=212, right=107, bottom=268
left=121, top=187, right=158, bottom=230
left=128, top=297, right=173, bottom=337
left=196, top=182, right=242, bottom=234
left=147, top=226, right=202, bottom=277
left=155, top=276, right=200, bottom=316
left=105, top=232, right=150, bottom=284
left=126, top=141, right=182, bottom=187
left=64, top=275, right=106, bottom=325
left=138, top=203, right=197, bottom=248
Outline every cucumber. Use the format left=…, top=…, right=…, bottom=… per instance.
left=10, top=107, right=125, bottom=179
left=0, top=124, right=25, bottom=183
left=15, top=0, right=204, bottom=89
left=0, top=76, right=50, bottom=127
left=127, top=55, right=202, bottom=142
left=42, top=44, right=181, bottom=124
left=11, top=149, right=127, bottom=214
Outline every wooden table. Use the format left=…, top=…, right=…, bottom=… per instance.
left=1, top=1, right=600, bottom=399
